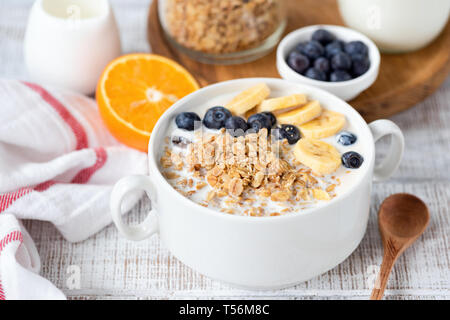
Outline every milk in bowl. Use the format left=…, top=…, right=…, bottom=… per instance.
left=158, top=82, right=370, bottom=216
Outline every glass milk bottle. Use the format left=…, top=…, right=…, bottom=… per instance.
left=337, top=0, right=450, bottom=53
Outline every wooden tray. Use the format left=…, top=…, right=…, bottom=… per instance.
left=148, top=0, right=450, bottom=122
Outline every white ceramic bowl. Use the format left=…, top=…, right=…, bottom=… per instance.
left=110, top=78, right=403, bottom=289
left=277, top=25, right=380, bottom=101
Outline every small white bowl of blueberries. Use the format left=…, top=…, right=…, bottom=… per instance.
left=277, top=25, right=380, bottom=101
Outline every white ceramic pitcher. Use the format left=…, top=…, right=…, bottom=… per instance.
left=24, top=0, right=121, bottom=95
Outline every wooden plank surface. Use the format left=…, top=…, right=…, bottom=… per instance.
left=1, top=0, right=449, bottom=300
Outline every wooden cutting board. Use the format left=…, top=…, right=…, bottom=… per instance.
left=147, top=0, right=450, bottom=122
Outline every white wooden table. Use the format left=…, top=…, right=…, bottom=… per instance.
left=1, top=0, right=449, bottom=300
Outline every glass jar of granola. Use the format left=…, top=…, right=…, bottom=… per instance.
left=158, top=0, right=287, bottom=64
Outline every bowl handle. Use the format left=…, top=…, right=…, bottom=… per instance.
left=369, top=120, right=405, bottom=182
left=110, top=175, right=159, bottom=241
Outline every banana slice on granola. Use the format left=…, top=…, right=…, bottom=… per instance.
left=256, top=94, right=308, bottom=114
left=225, top=83, right=271, bottom=115
left=294, top=138, right=341, bottom=176
left=300, top=110, right=346, bottom=139
left=277, top=100, right=322, bottom=126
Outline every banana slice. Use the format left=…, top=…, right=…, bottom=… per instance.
left=244, top=108, right=256, bottom=119
left=256, top=94, right=307, bottom=114
left=225, top=83, right=271, bottom=115
left=277, top=100, right=322, bottom=126
left=300, top=110, right=346, bottom=139
left=294, top=138, right=341, bottom=176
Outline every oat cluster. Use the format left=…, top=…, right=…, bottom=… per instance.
left=160, top=129, right=339, bottom=217
left=164, top=0, right=282, bottom=54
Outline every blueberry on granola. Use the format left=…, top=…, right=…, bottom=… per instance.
left=171, top=136, right=192, bottom=148
left=247, top=113, right=273, bottom=133
left=175, top=112, right=201, bottom=131
left=278, top=124, right=301, bottom=145
left=203, top=106, right=232, bottom=129
left=342, top=151, right=364, bottom=169
left=262, top=112, right=277, bottom=127
left=225, top=116, right=248, bottom=137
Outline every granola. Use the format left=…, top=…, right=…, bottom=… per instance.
left=161, top=128, right=340, bottom=217
left=163, top=0, right=283, bottom=54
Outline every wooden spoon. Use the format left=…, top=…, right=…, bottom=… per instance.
left=370, top=193, right=430, bottom=300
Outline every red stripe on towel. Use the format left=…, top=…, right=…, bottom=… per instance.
left=71, top=148, right=108, bottom=184
left=0, top=230, right=24, bottom=300
left=0, top=187, right=32, bottom=212
left=0, top=230, right=23, bottom=252
left=22, top=82, right=88, bottom=150
left=34, top=180, right=57, bottom=192
left=0, top=148, right=107, bottom=213
left=0, top=181, right=56, bottom=212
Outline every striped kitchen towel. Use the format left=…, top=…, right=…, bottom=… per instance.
left=0, top=79, right=148, bottom=299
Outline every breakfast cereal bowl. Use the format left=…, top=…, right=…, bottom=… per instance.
left=277, top=25, right=381, bottom=101
left=110, top=78, right=403, bottom=289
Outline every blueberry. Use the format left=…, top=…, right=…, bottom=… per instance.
left=312, top=29, right=336, bottom=45
left=262, top=112, right=277, bottom=127
left=330, top=70, right=352, bottom=82
left=304, top=67, right=327, bottom=81
left=248, top=113, right=273, bottom=133
left=171, top=136, right=191, bottom=148
left=175, top=112, right=201, bottom=131
left=314, top=57, right=330, bottom=73
left=295, top=42, right=308, bottom=54
left=300, top=41, right=325, bottom=60
left=345, top=41, right=369, bottom=58
left=203, top=106, right=232, bottom=129
left=278, top=124, right=301, bottom=145
left=342, top=151, right=364, bottom=169
left=337, top=131, right=357, bottom=146
left=325, top=40, right=344, bottom=58
left=225, top=116, right=248, bottom=137
left=351, top=54, right=370, bottom=77
left=331, top=52, right=352, bottom=70
left=287, top=51, right=310, bottom=74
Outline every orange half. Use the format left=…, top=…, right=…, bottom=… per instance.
left=96, top=54, right=199, bottom=151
